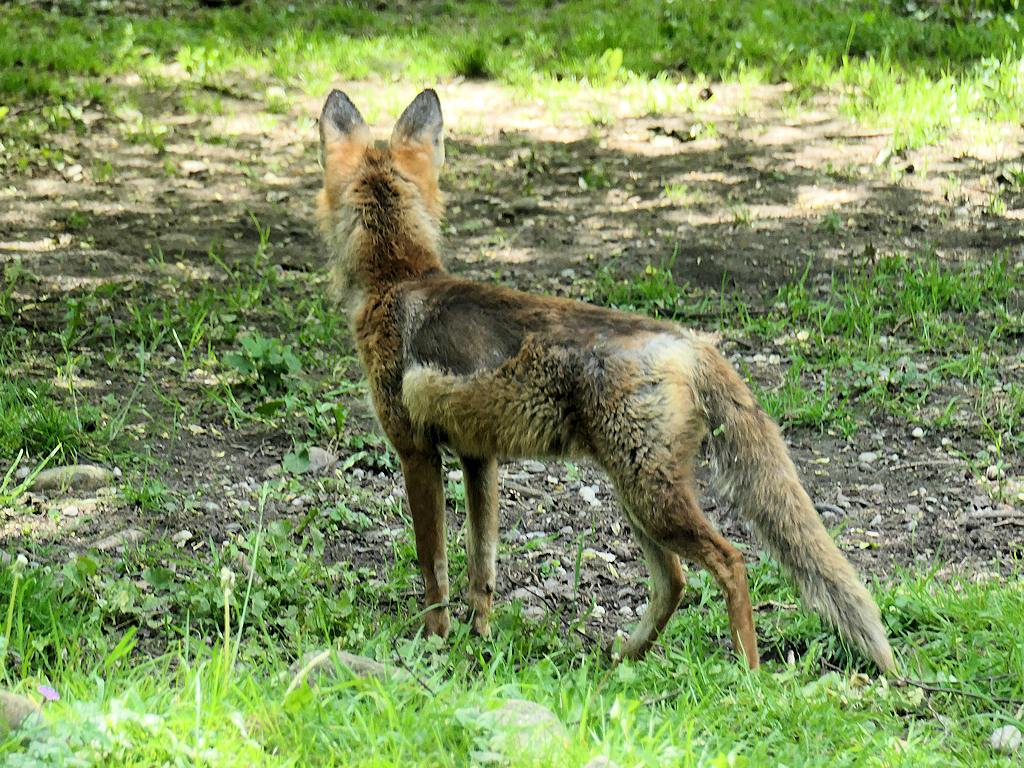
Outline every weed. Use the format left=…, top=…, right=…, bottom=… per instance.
left=223, top=333, right=301, bottom=394
left=818, top=211, right=845, bottom=233
left=592, top=248, right=693, bottom=317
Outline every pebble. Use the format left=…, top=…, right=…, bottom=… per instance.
left=93, top=528, right=144, bottom=551
left=287, top=649, right=410, bottom=688
left=991, top=725, right=1022, bottom=752
left=62, top=505, right=79, bottom=517
left=1, top=690, right=44, bottom=735
left=521, top=460, right=546, bottom=473
left=870, top=513, right=882, bottom=526
left=476, top=699, right=568, bottom=755
left=179, top=159, right=209, bottom=175
left=911, top=427, right=924, bottom=439
left=447, top=469, right=463, bottom=482
left=858, top=452, right=878, bottom=464
left=31, top=464, right=111, bottom=492
left=15, top=467, right=30, bottom=479
left=307, top=447, right=339, bottom=473
left=986, top=465, right=1003, bottom=480
left=172, top=529, right=193, bottom=545
left=579, top=485, right=601, bottom=506
left=591, top=605, right=606, bottom=617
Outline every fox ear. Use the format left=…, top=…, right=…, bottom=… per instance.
left=390, top=88, right=444, bottom=172
left=319, top=90, right=372, bottom=156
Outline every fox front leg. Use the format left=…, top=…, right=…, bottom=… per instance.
left=400, top=448, right=451, bottom=638
left=461, top=455, right=499, bottom=636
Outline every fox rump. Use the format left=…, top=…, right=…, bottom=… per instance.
left=315, top=88, right=895, bottom=673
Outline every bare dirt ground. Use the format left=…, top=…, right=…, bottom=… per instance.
left=2, top=78, right=1023, bottom=655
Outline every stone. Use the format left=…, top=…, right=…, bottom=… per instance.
left=31, top=464, right=111, bottom=492
left=857, top=452, right=878, bottom=464
left=911, top=427, right=924, bottom=439
left=92, top=528, right=145, bottom=551
left=307, top=447, right=339, bottom=473
left=991, top=725, right=1022, bottom=752
left=0, top=691, right=44, bottom=736
left=287, top=650, right=411, bottom=689
left=477, top=699, right=568, bottom=756
left=179, top=160, right=209, bottom=175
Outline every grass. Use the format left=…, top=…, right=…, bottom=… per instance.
left=2, top=1, right=1024, bottom=764
left=1, top=524, right=1022, bottom=766
left=1, top=1, right=1024, bottom=151
left=592, top=248, right=1024, bottom=452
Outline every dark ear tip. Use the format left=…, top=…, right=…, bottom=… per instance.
left=418, top=88, right=441, bottom=106
left=322, top=89, right=353, bottom=113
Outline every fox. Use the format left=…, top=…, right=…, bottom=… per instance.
left=315, top=87, right=896, bottom=673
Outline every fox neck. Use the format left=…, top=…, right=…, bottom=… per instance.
left=319, top=177, right=445, bottom=321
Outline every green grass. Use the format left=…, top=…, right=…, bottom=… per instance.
left=1, top=526, right=1022, bottom=766
left=2, top=1, right=1023, bottom=150
left=592, top=247, right=1024, bottom=450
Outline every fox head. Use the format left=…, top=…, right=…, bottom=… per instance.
left=316, top=89, right=446, bottom=309
left=318, top=88, right=445, bottom=221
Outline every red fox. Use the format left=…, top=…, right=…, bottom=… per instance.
left=315, top=88, right=895, bottom=673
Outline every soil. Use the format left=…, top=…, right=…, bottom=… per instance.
left=2, top=77, right=1023, bottom=657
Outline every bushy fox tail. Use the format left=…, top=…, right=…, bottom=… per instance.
left=693, top=347, right=896, bottom=673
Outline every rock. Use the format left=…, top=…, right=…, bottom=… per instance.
left=477, top=699, right=568, bottom=756
left=991, top=725, right=1022, bottom=752
left=172, top=529, right=193, bottom=545
left=511, top=197, right=540, bottom=213
left=307, top=447, right=339, bottom=474
left=92, top=528, right=145, bottom=551
left=179, top=159, right=209, bottom=175
left=0, top=691, right=44, bottom=735
left=986, top=465, right=1003, bottom=481
left=62, top=505, right=79, bottom=517
left=857, top=452, right=878, bottom=464
left=521, top=460, right=546, bottom=473
left=31, top=465, right=111, bottom=492
left=447, top=469, right=464, bottom=482
left=264, top=463, right=282, bottom=478
left=287, top=650, right=411, bottom=689
left=911, top=427, right=924, bottom=439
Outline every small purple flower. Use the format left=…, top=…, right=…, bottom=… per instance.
left=37, top=685, right=59, bottom=702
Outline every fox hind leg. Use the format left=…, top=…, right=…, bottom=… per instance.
left=461, top=455, right=499, bottom=636
left=401, top=448, right=451, bottom=638
left=620, top=522, right=686, bottom=660
left=628, top=482, right=760, bottom=669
